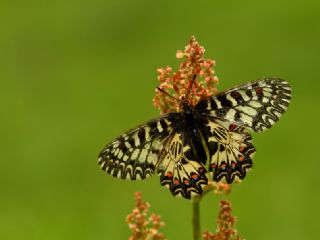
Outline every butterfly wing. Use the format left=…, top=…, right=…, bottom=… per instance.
left=98, top=115, right=175, bottom=180
left=157, top=130, right=208, bottom=199
left=196, top=78, right=291, bottom=132
left=199, top=118, right=256, bottom=183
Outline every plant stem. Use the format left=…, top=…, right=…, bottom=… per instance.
left=192, top=183, right=217, bottom=240
left=192, top=197, right=201, bottom=240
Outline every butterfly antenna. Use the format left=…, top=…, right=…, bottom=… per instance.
left=185, top=74, right=197, bottom=100
left=156, top=87, right=179, bottom=101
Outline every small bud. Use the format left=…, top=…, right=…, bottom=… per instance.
left=176, top=50, right=184, bottom=59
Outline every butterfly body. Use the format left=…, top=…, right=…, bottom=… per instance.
left=98, top=78, right=291, bottom=199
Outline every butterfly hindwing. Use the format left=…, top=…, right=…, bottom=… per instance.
left=196, top=78, right=291, bottom=132
left=98, top=116, right=174, bottom=180
left=157, top=131, right=208, bottom=199
left=200, top=118, right=256, bottom=183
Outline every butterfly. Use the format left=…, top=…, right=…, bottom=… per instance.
left=98, top=77, right=291, bottom=199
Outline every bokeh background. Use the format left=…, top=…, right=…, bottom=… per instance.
left=1, top=0, right=320, bottom=239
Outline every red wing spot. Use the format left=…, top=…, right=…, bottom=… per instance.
left=238, top=155, right=245, bottom=161
left=220, top=164, right=226, bottom=169
left=229, top=124, right=237, bottom=131
left=210, top=163, right=216, bottom=169
left=255, top=87, right=263, bottom=95
left=231, top=162, right=237, bottom=169
left=174, top=179, right=180, bottom=185
left=166, top=172, right=173, bottom=178
left=183, top=179, right=190, bottom=185
left=191, top=173, right=199, bottom=180
left=239, top=147, right=245, bottom=152
left=231, top=91, right=241, bottom=99
left=198, top=167, right=205, bottom=173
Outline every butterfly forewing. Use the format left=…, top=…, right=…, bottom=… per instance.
left=196, top=78, right=291, bottom=132
left=98, top=116, right=174, bottom=180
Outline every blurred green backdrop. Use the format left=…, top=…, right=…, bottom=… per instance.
left=1, top=0, right=320, bottom=239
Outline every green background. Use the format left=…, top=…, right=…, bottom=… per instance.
left=1, top=0, right=319, bottom=239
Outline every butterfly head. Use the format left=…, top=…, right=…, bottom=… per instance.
left=179, top=100, right=189, bottom=112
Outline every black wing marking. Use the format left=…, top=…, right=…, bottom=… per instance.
left=98, top=115, right=175, bottom=180
left=196, top=78, right=291, bottom=132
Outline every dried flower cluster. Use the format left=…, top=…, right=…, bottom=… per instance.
left=203, top=200, right=242, bottom=240
left=153, top=36, right=219, bottom=114
left=126, top=192, right=166, bottom=240
left=207, top=181, right=231, bottom=196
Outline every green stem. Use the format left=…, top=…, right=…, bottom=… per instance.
left=192, top=197, right=201, bottom=240
left=192, top=183, right=216, bottom=240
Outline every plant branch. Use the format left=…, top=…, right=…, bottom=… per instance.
left=192, top=197, right=201, bottom=240
left=192, top=184, right=215, bottom=240
left=192, top=182, right=230, bottom=240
